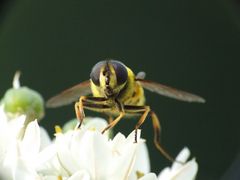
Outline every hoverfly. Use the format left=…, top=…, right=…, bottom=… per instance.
left=47, top=60, right=205, bottom=162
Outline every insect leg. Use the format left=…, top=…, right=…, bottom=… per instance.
left=150, top=111, right=180, bottom=163
left=75, top=102, right=83, bottom=127
left=75, top=96, right=109, bottom=128
left=101, top=100, right=125, bottom=134
left=79, top=96, right=108, bottom=103
left=104, top=113, right=113, bottom=124
left=101, top=112, right=125, bottom=134
left=108, top=116, right=113, bottom=123
left=134, top=106, right=150, bottom=142
left=124, top=105, right=177, bottom=163
left=124, top=105, right=150, bottom=143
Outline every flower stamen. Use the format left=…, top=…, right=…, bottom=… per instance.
left=55, top=125, right=62, bottom=134
left=136, top=170, right=145, bottom=179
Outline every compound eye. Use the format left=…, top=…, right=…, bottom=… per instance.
left=90, top=61, right=106, bottom=86
left=111, top=61, right=128, bottom=85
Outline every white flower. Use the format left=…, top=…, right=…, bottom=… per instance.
left=0, top=106, right=50, bottom=180
left=37, top=117, right=198, bottom=180
left=37, top=118, right=148, bottom=180
left=0, top=102, right=198, bottom=180
left=0, top=114, right=37, bottom=179
left=139, top=147, right=198, bottom=180
left=157, top=147, right=198, bottom=180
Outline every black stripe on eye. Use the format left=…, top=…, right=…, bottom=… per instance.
left=90, top=61, right=106, bottom=86
left=110, top=60, right=128, bottom=85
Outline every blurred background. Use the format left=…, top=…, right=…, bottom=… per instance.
left=0, top=0, right=239, bottom=179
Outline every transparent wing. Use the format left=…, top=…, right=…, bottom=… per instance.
left=46, top=80, right=91, bottom=108
left=137, top=79, right=205, bottom=103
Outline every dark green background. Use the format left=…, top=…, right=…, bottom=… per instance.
left=0, top=0, right=239, bottom=179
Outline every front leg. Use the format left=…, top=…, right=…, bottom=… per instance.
left=101, top=99, right=125, bottom=134
left=101, top=112, right=125, bottom=134
left=75, top=96, right=109, bottom=128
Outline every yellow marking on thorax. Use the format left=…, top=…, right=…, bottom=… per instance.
left=122, top=81, right=145, bottom=106
left=118, top=67, right=145, bottom=106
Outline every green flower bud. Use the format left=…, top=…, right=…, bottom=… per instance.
left=62, top=118, right=78, bottom=133
left=1, top=71, right=45, bottom=124
left=1, top=86, right=45, bottom=122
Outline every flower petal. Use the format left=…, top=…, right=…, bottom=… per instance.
left=139, top=173, right=158, bottom=180
left=129, top=141, right=150, bottom=180
left=20, top=120, right=40, bottom=162
left=158, top=147, right=198, bottom=180
left=14, top=158, right=39, bottom=180
left=171, top=159, right=198, bottom=180
left=55, top=131, right=79, bottom=174
left=70, top=130, right=111, bottom=179
left=172, top=147, right=190, bottom=170
left=108, top=131, right=140, bottom=180
left=68, top=170, right=91, bottom=180
left=37, top=144, right=68, bottom=177
left=39, top=127, right=52, bottom=151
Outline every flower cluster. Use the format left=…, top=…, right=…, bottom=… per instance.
left=0, top=73, right=198, bottom=180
